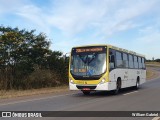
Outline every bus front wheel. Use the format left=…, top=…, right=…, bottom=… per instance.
left=112, top=79, right=121, bottom=95
left=82, top=91, right=90, bottom=95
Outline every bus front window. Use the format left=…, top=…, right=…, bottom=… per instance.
left=70, top=53, right=106, bottom=78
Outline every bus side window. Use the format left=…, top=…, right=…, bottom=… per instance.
left=109, top=49, right=115, bottom=69
left=116, top=51, right=123, bottom=68
left=138, top=57, right=142, bottom=69
left=123, top=53, right=128, bottom=68
left=129, top=54, right=134, bottom=68
left=142, top=58, right=145, bottom=69
left=134, top=56, right=138, bottom=69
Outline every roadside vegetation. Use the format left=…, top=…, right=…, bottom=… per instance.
left=146, top=62, right=160, bottom=67
left=146, top=62, right=160, bottom=64
left=0, top=26, right=69, bottom=91
left=0, top=86, right=68, bottom=99
left=146, top=69, right=157, bottom=80
left=0, top=26, right=160, bottom=98
left=146, top=60, right=160, bottom=80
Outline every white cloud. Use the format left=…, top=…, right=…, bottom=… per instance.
left=0, top=0, right=160, bottom=58
left=1, top=0, right=158, bottom=37
left=15, top=5, right=51, bottom=34
left=47, top=0, right=108, bottom=36
left=139, top=25, right=160, bottom=36
left=139, top=32, right=160, bottom=44
left=46, top=0, right=158, bottom=36
left=131, top=24, right=160, bottom=59
left=0, top=0, right=25, bottom=14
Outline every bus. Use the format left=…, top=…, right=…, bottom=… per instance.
left=69, top=44, right=146, bottom=95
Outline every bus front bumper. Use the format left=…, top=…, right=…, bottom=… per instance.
left=69, top=82, right=116, bottom=91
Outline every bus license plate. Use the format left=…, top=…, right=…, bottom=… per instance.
left=82, top=88, right=90, bottom=91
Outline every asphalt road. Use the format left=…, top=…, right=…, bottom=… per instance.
left=0, top=67, right=160, bottom=120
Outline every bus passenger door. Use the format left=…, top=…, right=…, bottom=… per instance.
left=109, top=49, right=116, bottom=83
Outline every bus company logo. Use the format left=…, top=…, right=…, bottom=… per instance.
left=2, top=112, right=11, bottom=117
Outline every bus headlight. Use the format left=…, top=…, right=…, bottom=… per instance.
left=69, top=78, right=74, bottom=84
left=99, top=78, right=106, bottom=84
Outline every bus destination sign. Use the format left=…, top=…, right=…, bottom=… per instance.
left=76, top=47, right=103, bottom=53
left=72, top=46, right=107, bottom=54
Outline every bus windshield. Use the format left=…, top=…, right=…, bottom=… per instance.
left=70, top=50, right=106, bottom=80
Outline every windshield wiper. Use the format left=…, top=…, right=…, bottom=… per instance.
left=79, top=54, right=97, bottom=64
left=79, top=55, right=88, bottom=64
left=88, top=54, right=97, bottom=64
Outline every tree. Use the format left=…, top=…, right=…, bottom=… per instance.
left=0, top=26, right=69, bottom=90
left=46, top=50, right=68, bottom=84
left=155, top=59, right=160, bottom=62
left=0, top=26, right=51, bottom=89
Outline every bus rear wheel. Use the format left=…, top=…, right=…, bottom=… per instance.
left=135, top=78, right=140, bottom=90
left=82, top=91, right=90, bottom=95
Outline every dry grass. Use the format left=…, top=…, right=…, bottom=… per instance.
left=146, top=62, right=160, bottom=80
left=0, top=85, right=68, bottom=99
left=1, top=63, right=159, bottom=99
left=146, top=62, right=160, bottom=64
left=146, top=69, right=156, bottom=80
left=146, top=62, right=160, bottom=67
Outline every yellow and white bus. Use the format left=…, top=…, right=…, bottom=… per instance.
left=69, top=44, right=146, bottom=95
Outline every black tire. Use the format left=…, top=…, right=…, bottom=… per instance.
left=135, top=78, right=140, bottom=90
left=82, top=91, right=90, bottom=95
left=112, top=79, right=121, bottom=95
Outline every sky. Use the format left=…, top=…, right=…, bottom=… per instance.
left=0, top=0, right=160, bottom=59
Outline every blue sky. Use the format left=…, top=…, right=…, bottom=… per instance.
left=0, top=0, right=160, bottom=59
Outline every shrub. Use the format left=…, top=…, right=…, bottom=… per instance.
left=24, top=69, right=62, bottom=89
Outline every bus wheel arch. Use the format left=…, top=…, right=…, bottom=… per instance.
left=135, top=76, right=140, bottom=89
left=112, top=77, right=121, bottom=95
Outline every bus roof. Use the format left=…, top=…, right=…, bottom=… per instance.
left=72, top=44, right=145, bottom=58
